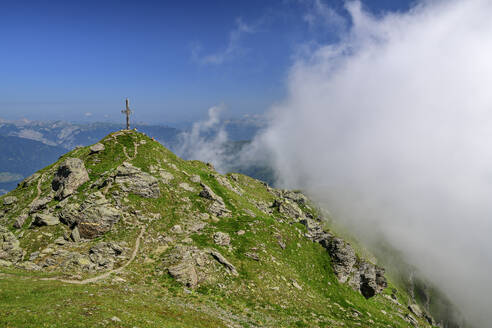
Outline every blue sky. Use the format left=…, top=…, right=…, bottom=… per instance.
left=0, top=0, right=414, bottom=124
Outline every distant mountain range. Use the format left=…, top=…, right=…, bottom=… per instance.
left=0, top=118, right=268, bottom=195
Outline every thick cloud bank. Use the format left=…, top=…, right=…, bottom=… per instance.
left=254, top=1, right=492, bottom=325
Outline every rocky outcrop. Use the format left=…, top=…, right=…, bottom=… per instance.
left=319, top=235, right=387, bottom=298
left=59, top=192, right=121, bottom=239
left=52, top=158, right=89, bottom=200
left=88, top=242, right=126, bottom=270
left=273, top=199, right=304, bottom=220
left=115, top=162, right=160, bottom=198
left=164, top=246, right=216, bottom=288
left=199, top=183, right=231, bottom=217
left=0, top=226, right=23, bottom=265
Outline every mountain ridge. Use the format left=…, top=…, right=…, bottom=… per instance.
left=0, top=130, right=436, bottom=327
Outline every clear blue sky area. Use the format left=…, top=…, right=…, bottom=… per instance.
left=0, top=0, right=414, bottom=124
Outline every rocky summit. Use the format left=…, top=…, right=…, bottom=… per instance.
left=0, top=130, right=437, bottom=328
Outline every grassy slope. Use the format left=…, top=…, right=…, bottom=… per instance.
left=0, top=131, right=434, bottom=328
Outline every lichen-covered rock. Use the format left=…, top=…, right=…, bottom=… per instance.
left=33, top=213, right=59, bottom=226
left=75, top=192, right=121, bottom=239
left=164, top=246, right=216, bottom=288
left=52, top=158, right=89, bottom=200
left=0, top=226, right=23, bottom=264
left=115, top=162, right=160, bottom=198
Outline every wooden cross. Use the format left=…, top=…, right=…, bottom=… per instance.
left=121, top=98, right=132, bottom=130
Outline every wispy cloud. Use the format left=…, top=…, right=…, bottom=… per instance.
left=192, top=18, right=256, bottom=65
left=301, top=0, right=346, bottom=31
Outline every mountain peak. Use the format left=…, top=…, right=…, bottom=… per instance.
left=0, top=130, right=435, bottom=327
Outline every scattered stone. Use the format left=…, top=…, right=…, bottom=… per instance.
left=29, top=251, right=39, bottom=261
left=291, top=279, right=303, bottom=290
left=237, top=230, right=245, bottom=235
left=158, top=170, right=174, bottom=184
left=179, top=183, right=195, bottom=192
left=89, top=143, right=105, bottom=154
left=54, top=236, right=67, bottom=245
left=245, top=252, right=260, bottom=261
left=190, top=175, right=201, bottom=183
left=33, top=213, right=59, bottom=226
left=71, top=227, right=81, bottom=242
left=111, top=316, right=122, bottom=323
left=52, top=158, right=89, bottom=200
left=213, top=232, right=231, bottom=246
left=209, top=250, right=238, bottom=276
left=3, top=196, right=17, bottom=206
left=171, top=225, right=183, bottom=234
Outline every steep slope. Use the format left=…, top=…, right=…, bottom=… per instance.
left=0, top=130, right=436, bottom=328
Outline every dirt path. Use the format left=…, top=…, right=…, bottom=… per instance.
left=41, top=225, right=146, bottom=285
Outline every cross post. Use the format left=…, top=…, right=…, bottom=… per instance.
left=121, top=98, right=132, bottom=130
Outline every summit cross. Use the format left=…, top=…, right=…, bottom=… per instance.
left=121, top=98, right=132, bottom=130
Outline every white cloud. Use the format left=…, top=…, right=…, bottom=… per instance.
left=250, top=0, right=492, bottom=326
left=192, top=18, right=256, bottom=65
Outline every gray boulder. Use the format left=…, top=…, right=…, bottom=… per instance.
left=29, top=196, right=52, bottom=214
left=213, top=232, right=231, bottom=246
left=33, top=213, right=59, bottom=226
left=115, top=162, right=160, bottom=198
left=89, top=143, right=105, bottom=154
left=89, top=242, right=125, bottom=270
left=0, top=226, right=23, bottom=263
left=74, top=192, right=121, bottom=239
left=52, top=158, right=89, bottom=200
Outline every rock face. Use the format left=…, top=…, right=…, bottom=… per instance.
left=199, top=183, right=230, bottom=217
left=52, top=158, right=89, bottom=200
left=319, top=235, right=387, bottom=299
left=30, top=196, right=52, bottom=214
left=115, top=162, right=160, bottom=198
left=0, top=226, right=23, bottom=264
left=88, top=242, right=125, bottom=270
